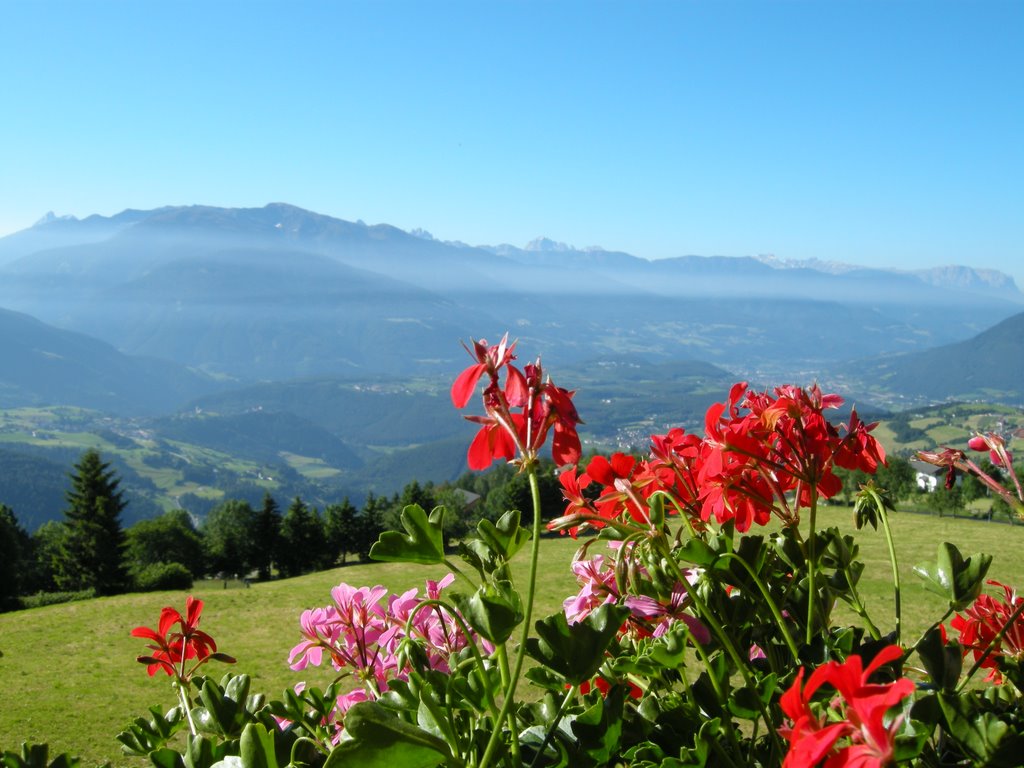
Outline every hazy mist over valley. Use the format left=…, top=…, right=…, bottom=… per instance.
left=0, top=202, right=1022, bottom=531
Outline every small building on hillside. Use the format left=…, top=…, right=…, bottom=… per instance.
left=909, top=459, right=959, bottom=492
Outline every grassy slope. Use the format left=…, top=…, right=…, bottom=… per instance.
left=0, top=536, right=581, bottom=767
left=3, top=512, right=1024, bottom=766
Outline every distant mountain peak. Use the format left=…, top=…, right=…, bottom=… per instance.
left=912, top=265, right=1019, bottom=294
left=753, top=254, right=862, bottom=274
left=525, top=236, right=573, bottom=252
left=33, top=211, right=78, bottom=227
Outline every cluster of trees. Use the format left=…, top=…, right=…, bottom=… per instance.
left=832, top=456, right=917, bottom=506
left=0, top=448, right=570, bottom=613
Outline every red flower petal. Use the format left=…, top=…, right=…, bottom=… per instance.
left=451, top=363, right=486, bottom=408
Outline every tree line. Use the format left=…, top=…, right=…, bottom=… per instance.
left=0, top=448, right=568, bottom=612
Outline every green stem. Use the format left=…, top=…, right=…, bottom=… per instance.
left=405, top=599, right=502, bottom=723
left=528, top=685, right=576, bottom=768
left=479, top=467, right=544, bottom=768
left=805, top=491, right=818, bottom=647
left=444, top=558, right=477, bottom=592
left=715, top=552, right=800, bottom=661
left=176, top=683, right=197, bottom=736
left=655, top=536, right=784, bottom=761
left=844, top=579, right=882, bottom=641
left=878, top=504, right=902, bottom=645
left=687, top=623, right=745, bottom=754
left=907, top=608, right=956, bottom=658
left=497, top=647, right=521, bottom=766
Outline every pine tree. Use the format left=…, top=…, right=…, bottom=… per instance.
left=0, top=504, right=31, bottom=610
left=278, top=497, right=326, bottom=577
left=324, top=497, right=358, bottom=565
left=252, top=493, right=282, bottom=580
left=55, top=449, right=129, bottom=596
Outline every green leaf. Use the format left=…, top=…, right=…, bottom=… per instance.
left=452, top=580, right=523, bottom=644
left=916, top=626, right=962, bottom=692
left=676, top=538, right=717, bottom=567
left=370, top=504, right=445, bottom=565
left=239, top=724, right=278, bottom=768
left=476, top=508, right=530, bottom=562
left=323, top=702, right=449, bottom=768
left=526, top=604, right=630, bottom=684
left=148, top=749, right=185, bottom=768
left=937, top=693, right=1019, bottom=765
left=571, top=683, right=625, bottom=765
left=913, top=542, right=992, bottom=610
left=184, top=735, right=217, bottom=768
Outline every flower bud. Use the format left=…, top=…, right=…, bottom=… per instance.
left=968, top=435, right=988, bottom=451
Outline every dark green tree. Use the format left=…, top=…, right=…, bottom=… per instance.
left=203, top=499, right=257, bottom=576
left=125, top=509, right=205, bottom=579
left=29, top=520, right=68, bottom=593
left=354, top=493, right=388, bottom=561
left=874, top=456, right=916, bottom=503
left=433, top=485, right=474, bottom=544
left=834, top=467, right=870, bottom=506
left=324, top=497, right=359, bottom=565
left=926, top=485, right=966, bottom=518
left=278, top=497, right=327, bottom=577
left=252, top=493, right=282, bottom=580
left=0, top=505, right=31, bottom=610
left=482, top=461, right=563, bottom=526
left=54, top=449, right=129, bottom=595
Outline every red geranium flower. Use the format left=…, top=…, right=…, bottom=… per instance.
left=453, top=335, right=582, bottom=469
left=780, top=645, right=914, bottom=768
left=950, top=579, right=1024, bottom=684
left=131, top=596, right=233, bottom=679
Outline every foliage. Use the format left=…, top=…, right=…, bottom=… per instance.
left=277, top=498, right=327, bottom=577
left=132, top=562, right=194, bottom=592
left=54, top=449, right=129, bottom=596
left=251, top=494, right=282, bottom=581
left=17, top=588, right=96, bottom=610
left=203, top=500, right=258, bottom=577
left=0, top=505, right=32, bottom=611
left=125, top=510, right=205, bottom=578
left=323, top=498, right=359, bottom=565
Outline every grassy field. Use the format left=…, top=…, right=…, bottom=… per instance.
left=3, top=510, right=1024, bottom=766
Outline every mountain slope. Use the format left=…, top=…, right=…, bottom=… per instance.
left=851, top=311, right=1024, bottom=404
left=0, top=307, right=221, bottom=415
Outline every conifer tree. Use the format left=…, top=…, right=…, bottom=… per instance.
left=55, top=449, right=129, bottom=595
left=0, top=504, right=31, bottom=610
left=278, top=496, right=326, bottom=577
left=252, top=492, right=282, bottom=580
left=324, top=497, right=358, bottom=565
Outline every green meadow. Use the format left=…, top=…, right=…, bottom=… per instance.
left=2, top=509, right=1023, bottom=767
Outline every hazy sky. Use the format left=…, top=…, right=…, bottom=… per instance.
left=2, top=1, right=1021, bottom=285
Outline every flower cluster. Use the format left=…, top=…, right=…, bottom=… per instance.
left=950, top=579, right=1024, bottom=684
left=779, top=645, right=914, bottom=768
left=451, top=334, right=582, bottom=469
left=553, top=382, right=886, bottom=535
left=564, top=541, right=709, bottom=644
left=288, top=575, right=485, bottom=739
left=131, top=596, right=233, bottom=680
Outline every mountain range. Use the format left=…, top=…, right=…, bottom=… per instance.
left=0, top=202, right=1022, bottom=529
left=1, top=203, right=1020, bottom=390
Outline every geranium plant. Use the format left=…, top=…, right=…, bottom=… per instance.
left=10, top=334, right=1024, bottom=768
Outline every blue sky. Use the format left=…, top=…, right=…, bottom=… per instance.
left=1, top=1, right=1021, bottom=285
